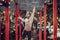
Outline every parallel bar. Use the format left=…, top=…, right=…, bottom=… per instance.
left=20, top=11, right=22, bottom=40
left=39, top=11, right=42, bottom=40
left=5, top=6, right=9, bottom=40
left=5, top=0, right=10, bottom=40
left=15, top=3, right=18, bottom=40
left=44, top=4, right=47, bottom=40
left=53, top=0, right=57, bottom=40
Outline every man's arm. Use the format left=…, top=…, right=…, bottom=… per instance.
left=29, top=6, right=36, bottom=25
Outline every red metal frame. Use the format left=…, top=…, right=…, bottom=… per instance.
left=5, top=5, right=9, bottom=40
left=39, top=11, right=42, bottom=40
left=44, top=4, right=47, bottom=40
left=15, top=4, right=18, bottom=40
left=5, top=0, right=9, bottom=40
left=53, top=0, right=57, bottom=40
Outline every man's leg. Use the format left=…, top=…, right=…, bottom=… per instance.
left=22, top=30, right=26, bottom=40
left=27, top=31, right=31, bottom=40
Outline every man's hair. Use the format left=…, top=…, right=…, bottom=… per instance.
left=25, top=11, right=31, bottom=17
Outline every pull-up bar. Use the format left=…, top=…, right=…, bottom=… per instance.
left=53, top=0, right=57, bottom=40
left=15, top=3, right=18, bottom=40
left=44, top=3, right=47, bottom=40
left=39, top=11, right=42, bottom=40
left=5, top=0, right=10, bottom=40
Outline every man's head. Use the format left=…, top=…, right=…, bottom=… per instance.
left=25, top=11, right=31, bottom=19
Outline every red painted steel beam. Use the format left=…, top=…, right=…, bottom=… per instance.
left=39, top=11, right=42, bottom=40
left=5, top=5, right=9, bottom=40
left=15, top=3, right=18, bottom=40
left=5, top=0, right=10, bottom=2
left=5, top=0, right=9, bottom=40
left=44, top=4, right=47, bottom=40
left=53, top=0, right=57, bottom=40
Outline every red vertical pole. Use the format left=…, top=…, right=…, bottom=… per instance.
left=53, top=0, right=57, bottom=40
left=44, top=4, right=47, bottom=40
left=20, top=11, right=22, bottom=40
left=15, top=3, right=18, bottom=40
left=5, top=7, right=9, bottom=40
left=5, top=0, right=9, bottom=40
left=39, top=11, right=42, bottom=40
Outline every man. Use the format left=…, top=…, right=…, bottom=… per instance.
left=18, top=6, right=36, bottom=40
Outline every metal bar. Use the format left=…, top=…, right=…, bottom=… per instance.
left=5, top=5, right=9, bottom=40
left=39, top=11, right=42, bottom=40
left=5, top=0, right=9, bottom=40
left=15, top=3, right=18, bottom=40
left=53, top=0, right=57, bottom=40
left=44, top=4, right=47, bottom=40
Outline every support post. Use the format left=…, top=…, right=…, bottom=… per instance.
left=53, top=0, right=57, bottom=40
left=44, top=4, right=47, bottom=40
left=5, top=0, right=9, bottom=40
left=39, top=11, right=42, bottom=40
left=15, top=3, right=18, bottom=40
